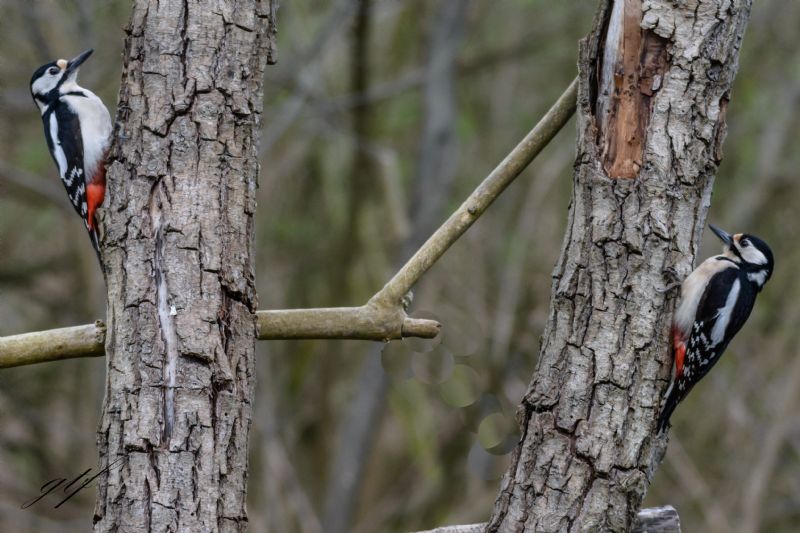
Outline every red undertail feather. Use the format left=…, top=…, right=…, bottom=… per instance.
left=658, top=326, right=688, bottom=433
left=86, top=164, right=106, bottom=232
left=672, top=326, right=686, bottom=379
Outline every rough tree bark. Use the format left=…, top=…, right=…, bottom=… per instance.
left=93, top=1, right=276, bottom=531
left=487, top=0, right=752, bottom=531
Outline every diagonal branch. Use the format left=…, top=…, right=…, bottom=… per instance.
left=370, top=77, right=578, bottom=307
left=0, top=77, right=578, bottom=370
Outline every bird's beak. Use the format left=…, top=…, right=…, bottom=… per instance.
left=64, top=49, right=93, bottom=75
left=709, top=224, right=734, bottom=247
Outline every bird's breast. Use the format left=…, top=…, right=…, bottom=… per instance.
left=673, top=256, right=737, bottom=337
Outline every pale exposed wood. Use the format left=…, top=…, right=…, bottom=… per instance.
left=597, top=0, right=669, bottom=179
left=602, top=0, right=645, bottom=178
left=596, top=0, right=623, bottom=126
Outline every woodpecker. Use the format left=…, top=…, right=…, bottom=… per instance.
left=30, top=49, right=111, bottom=257
left=658, top=224, right=774, bottom=433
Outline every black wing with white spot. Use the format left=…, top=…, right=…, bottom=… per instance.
left=678, top=267, right=756, bottom=396
left=657, top=266, right=757, bottom=432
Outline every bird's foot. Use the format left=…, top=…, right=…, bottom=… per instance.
left=657, top=266, right=682, bottom=294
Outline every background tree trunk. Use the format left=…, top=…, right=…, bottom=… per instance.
left=487, top=0, right=752, bottom=531
left=93, top=1, right=276, bottom=531
left=322, top=2, right=470, bottom=531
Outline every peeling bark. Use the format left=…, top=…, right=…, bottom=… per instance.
left=597, top=0, right=670, bottom=179
left=93, top=1, right=276, bottom=531
left=487, top=0, right=752, bottom=531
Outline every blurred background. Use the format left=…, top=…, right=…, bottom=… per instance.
left=0, top=0, right=797, bottom=531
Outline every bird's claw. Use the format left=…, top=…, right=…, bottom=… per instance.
left=657, top=266, right=682, bottom=294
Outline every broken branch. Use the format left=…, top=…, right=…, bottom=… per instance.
left=257, top=306, right=440, bottom=341
left=0, top=322, right=106, bottom=368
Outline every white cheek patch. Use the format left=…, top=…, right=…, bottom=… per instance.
left=741, top=246, right=768, bottom=265
left=32, top=74, right=59, bottom=101
left=32, top=78, right=49, bottom=96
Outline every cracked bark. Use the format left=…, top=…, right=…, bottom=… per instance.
left=486, top=1, right=752, bottom=531
left=93, top=1, right=276, bottom=531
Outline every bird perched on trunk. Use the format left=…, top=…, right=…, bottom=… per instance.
left=30, top=49, right=112, bottom=260
left=658, top=224, right=774, bottom=433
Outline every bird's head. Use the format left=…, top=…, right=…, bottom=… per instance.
left=30, top=49, right=93, bottom=112
left=711, top=224, right=774, bottom=290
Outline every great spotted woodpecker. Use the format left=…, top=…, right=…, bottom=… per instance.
left=30, top=49, right=111, bottom=257
left=658, top=224, right=774, bottom=432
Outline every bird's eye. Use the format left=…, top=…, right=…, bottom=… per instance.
left=48, top=67, right=59, bottom=75
left=741, top=239, right=749, bottom=247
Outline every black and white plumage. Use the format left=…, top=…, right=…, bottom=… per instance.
left=657, top=225, right=774, bottom=433
left=30, top=49, right=111, bottom=256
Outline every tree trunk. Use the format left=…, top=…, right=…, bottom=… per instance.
left=93, top=1, right=276, bottom=531
left=487, top=1, right=752, bottom=531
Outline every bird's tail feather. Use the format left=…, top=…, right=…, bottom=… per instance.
left=87, top=226, right=102, bottom=269
left=658, top=326, right=687, bottom=434
left=657, top=380, right=679, bottom=434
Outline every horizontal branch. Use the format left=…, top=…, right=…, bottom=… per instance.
left=0, top=308, right=439, bottom=369
left=0, top=79, right=578, bottom=369
left=412, top=505, right=681, bottom=533
left=257, top=306, right=440, bottom=341
left=0, top=322, right=106, bottom=369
